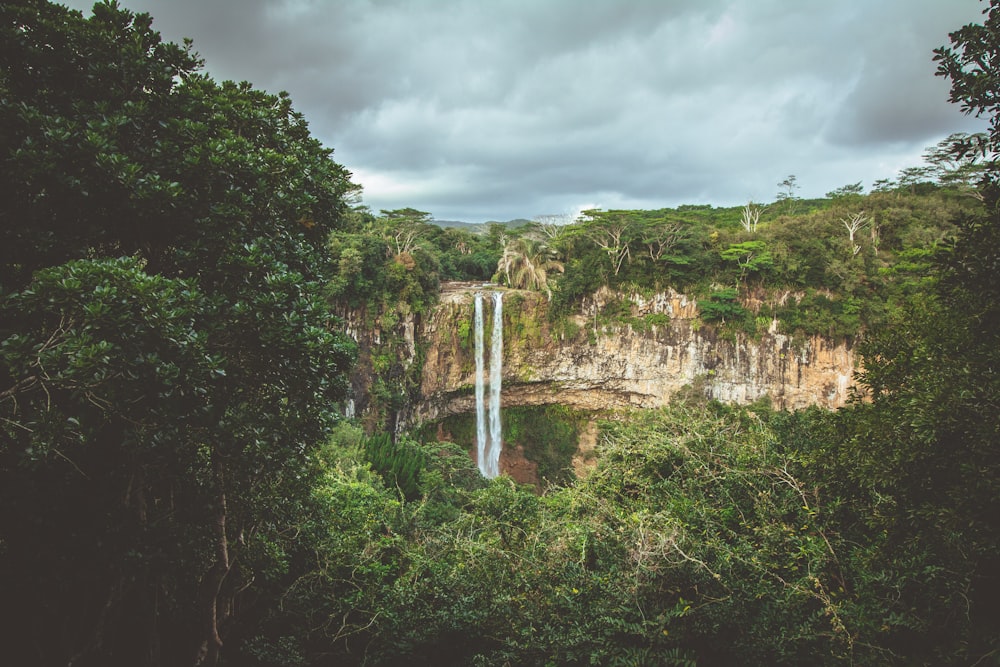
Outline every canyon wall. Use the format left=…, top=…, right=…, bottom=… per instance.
left=408, top=284, right=857, bottom=425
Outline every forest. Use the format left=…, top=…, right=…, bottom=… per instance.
left=1, top=1, right=998, bottom=665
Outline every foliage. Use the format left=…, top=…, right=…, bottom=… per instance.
left=696, top=287, right=750, bottom=326
left=267, top=400, right=912, bottom=665
left=363, top=432, right=427, bottom=500
left=534, top=169, right=977, bottom=340
left=328, top=207, right=501, bottom=313
left=494, top=236, right=564, bottom=296
left=720, top=240, right=774, bottom=282
left=775, top=290, right=861, bottom=340
left=4, top=2, right=1000, bottom=666
left=934, top=0, right=1000, bottom=171
left=229, top=380, right=998, bottom=667
left=417, top=405, right=585, bottom=489
left=0, top=2, right=356, bottom=665
left=501, top=404, right=582, bottom=485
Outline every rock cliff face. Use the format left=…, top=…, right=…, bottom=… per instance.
left=408, top=284, right=857, bottom=425
left=336, top=302, right=422, bottom=433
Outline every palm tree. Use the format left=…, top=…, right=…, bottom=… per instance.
left=495, top=237, right=564, bottom=297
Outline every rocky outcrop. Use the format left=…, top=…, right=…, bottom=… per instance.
left=409, top=284, right=857, bottom=424
left=337, top=302, right=421, bottom=432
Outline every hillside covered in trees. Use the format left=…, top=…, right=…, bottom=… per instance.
left=327, top=137, right=984, bottom=344
left=1, top=1, right=998, bottom=666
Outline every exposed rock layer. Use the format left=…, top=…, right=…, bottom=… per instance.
left=411, top=284, right=856, bottom=424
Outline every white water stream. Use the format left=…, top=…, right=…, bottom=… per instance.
left=474, top=291, right=503, bottom=478
left=474, top=293, right=487, bottom=476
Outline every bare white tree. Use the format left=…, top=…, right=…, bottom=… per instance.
left=870, top=215, right=881, bottom=256
left=585, top=215, right=633, bottom=275
left=531, top=214, right=571, bottom=243
left=740, top=202, right=761, bottom=234
left=390, top=225, right=421, bottom=257
left=840, top=211, right=869, bottom=256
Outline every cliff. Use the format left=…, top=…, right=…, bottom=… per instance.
left=409, top=284, right=856, bottom=425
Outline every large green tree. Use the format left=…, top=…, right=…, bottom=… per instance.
left=934, top=0, right=1000, bottom=177
left=794, top=2, right=1000, bottom=661
left=0, top=2, right=356, bottom=665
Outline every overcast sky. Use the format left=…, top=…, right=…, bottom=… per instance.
left=64, top=0, right=990, bottom=223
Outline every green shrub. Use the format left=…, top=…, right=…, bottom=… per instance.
left=363, top=433, right=426, bottom=500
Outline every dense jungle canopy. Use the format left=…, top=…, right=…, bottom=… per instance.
left=1, top=1, right=998, bottom=665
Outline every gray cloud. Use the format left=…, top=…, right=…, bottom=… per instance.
left=62, top=0, right=990, bottom=221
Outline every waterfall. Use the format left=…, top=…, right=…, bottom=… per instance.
left=487, top=291, right=503, bottom=478
left=473, top=290, right=503, bottom=478
left=474, top=293, right=487, bottom=476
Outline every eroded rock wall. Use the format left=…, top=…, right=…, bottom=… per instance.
left=410, top=285, right=857, bottom=424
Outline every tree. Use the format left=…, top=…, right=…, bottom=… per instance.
left=578, top=209, right=635, bottom=276
left=531, top=214, right=572, bottom=242
left=805, top=5, right=1000, bottom=661
left=740, top=201, right=761, bottom=233
left=495, top=237, right=564, bottom=296
left=871, top=177, right=897, bottom=193
left=922, top=132, right=988, bottom=191
left=825, top=181, right=864, bottom=199
left=839, top=211, right=869, bottom=256
left=776, top=174, right=800, bottom=212
left=897, top=165, right=935, bottom=193
left=934, top=2, right=1000, bottom=170
left=640, top=216, right=687, bottom=261
left=377, top=207, right=433, bottom=258
left=720, top=240, right=773, bottom=283
left=0, top=2, right=356, bottom=665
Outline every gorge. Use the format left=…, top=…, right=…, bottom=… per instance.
left=347, top=283, right=858, bottom=482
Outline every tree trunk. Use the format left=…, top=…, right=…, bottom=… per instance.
left=192, top=455, right=230, bottom=667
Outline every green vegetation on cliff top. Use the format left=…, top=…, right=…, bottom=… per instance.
left=331, top=147, right=983, bottom=344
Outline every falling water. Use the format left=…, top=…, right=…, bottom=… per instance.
left=473, top=290, right=503, bottom=478
left=474, top=292, right=487, bottom=475
left=487, top=291, right=503, bottom=478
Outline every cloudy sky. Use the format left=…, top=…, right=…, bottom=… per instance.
left=64, top=0, right=990, bottom=222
